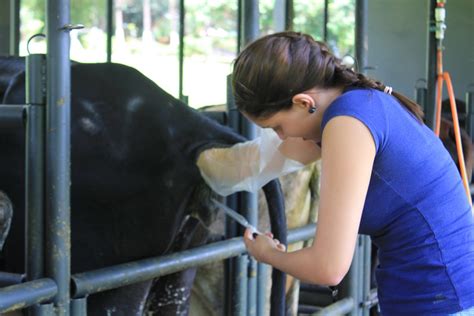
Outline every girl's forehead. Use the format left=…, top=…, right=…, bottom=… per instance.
left=252, top=109, right=296, bottom=129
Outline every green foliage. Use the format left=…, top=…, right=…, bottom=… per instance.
left=292, top=0, right=325, bottom=41
left=259, top=0, right=275, bottom=35
left=20, top=0, right=45, bottom=36
left=327, top=0, right=355, bottom=56
left=184, top=0, right=238, bottom=56
left=19, top=0, right=354, bottom=106
left=20, top=0, right=353, bottom=56
left=71, top=0, right=106, bottom=29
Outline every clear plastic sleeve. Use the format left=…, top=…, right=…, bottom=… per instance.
left=197, top=128, right=306, bottom=196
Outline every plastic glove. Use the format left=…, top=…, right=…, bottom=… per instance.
left=196, top=128, right=306, bottom=196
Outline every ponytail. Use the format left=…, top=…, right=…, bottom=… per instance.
left=335, top=66, right=424, bottom=123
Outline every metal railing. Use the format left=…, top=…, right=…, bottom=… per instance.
left=0, top=224, right=317, bottom=313
left=0, top=1, right=379, bottom=315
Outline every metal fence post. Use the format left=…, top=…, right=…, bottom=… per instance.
left=25, top=53, right=47, bottom=316
left=70, top=297, right=87, bottom=316
left=466, top=90, right=474, bottom=139
left=45, top=0, right=72, bottom=314
left=415, top=80, right=428, bottom=113
left=240, top=1, right=260, bottom=314
left=362, top=236, right=372, bottom=316
left=25, top=53, right=46, bottom=281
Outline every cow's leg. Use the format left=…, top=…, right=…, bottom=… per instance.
left=144, top=216, right=210, bottom=316
left=0, top=191, right=13, bottom=252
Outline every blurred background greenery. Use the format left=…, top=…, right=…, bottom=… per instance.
left=20, top=0, right=354, bottom=108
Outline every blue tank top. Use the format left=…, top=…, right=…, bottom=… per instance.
left=321, top=88, right=474, bottom=315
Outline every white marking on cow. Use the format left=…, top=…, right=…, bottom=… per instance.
left=165, top=179, right=174, bottom=188
left=155, top=284, right=189, bottom=314
left=167, top=127, right=176, bottom=138
left=79, top=117, right=100, bottom=135
left=127, top=97, right=143, bottom=112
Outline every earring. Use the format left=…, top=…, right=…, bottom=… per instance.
left=308, top=107, right=317, bottom=114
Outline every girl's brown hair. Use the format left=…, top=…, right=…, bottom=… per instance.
left=232, top=31, right=423, bottom=121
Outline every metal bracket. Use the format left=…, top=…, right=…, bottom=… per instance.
left=27, top=33, right=46, bottom=55
left=60, top=24, right=85, bottom=32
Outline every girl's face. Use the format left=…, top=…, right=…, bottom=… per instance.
left=249, top=104, right=321, bottom=141
left=246, top=87, right=343, bottom=142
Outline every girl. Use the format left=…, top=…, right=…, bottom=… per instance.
left=197, top=31, right=474, bottom=315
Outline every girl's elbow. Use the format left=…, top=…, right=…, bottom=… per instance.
left=306, top=268, right=346, bottom=286
left=321, top=265, right=349, bottom=286
left=325, top=273, right=345, bottom=286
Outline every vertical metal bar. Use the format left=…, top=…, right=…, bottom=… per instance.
left=273, top=0, right=286, bottom=32
left=242, top=187, right=258, bottom=316
left=323, top=0, right=329, bottom=42
left=224, top=243, right=235, bottom=316
left=362, top=236, right=371, bottom=316
left=9, top=0, right=20, bottom=56
left=240, top=1, right=260, bottom=314
left=106, top=0, right=113, bottom=62
left=247, top=250, right=258, bottom=316
left=178, top=0, right=185, bottom=101
left=426, top=0, right=438, bottom=130
left=355, top=0, right=368, bottom=73
left=25, top=53, right=46, bottom=284
left=237, top=0, right=242, bottom=53
left=235, top=254, right=249, bottom=316
left=240, top=0, right=259, bottom=47
left=358, top=238, right=365, bottom=316
left=70, top=297, right=87, bottom=316
left=26, top=54, right=47, bottom=316
left=347, top=238, right=360, bottom=316
left=285, top=0, right=293, bottom=31
left=257, top=263, right=269, bottom=316
left=467, top=91, right=474, bottom=138
left=338, top=251, right=359, bottom=316
left=36, top=303, right=55, bottom=315
left=225, top=195, right=239, bottom=316
left=353, top=2, right=368, bottom=316
left=225, top=195, right=238, bottom=316
left=415, top=80, right=428, bottom=113
left=225, top=74, right=241, bottom=316
left=46, top=0, right=71, bottom=315
left=226, top=74, right=240, bottom=134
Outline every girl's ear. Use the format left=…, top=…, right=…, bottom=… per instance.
left=292, top=93, right=315, bottom=111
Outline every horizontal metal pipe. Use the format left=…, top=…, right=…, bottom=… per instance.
left=0, top=272, right=25, bottom=287
left=0, top=105, right=25, bottom=129
left=72, top=224, right=317, bottom=298
left=0, top=278, right=57, bottom=312
left=362, top=288, right=378, bottom=309
left=288, top=223, right=316, bottom=244
left=312, top=297, right=355, bottom=315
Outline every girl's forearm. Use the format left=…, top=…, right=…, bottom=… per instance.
left=264, top=246, right=342, bottom=286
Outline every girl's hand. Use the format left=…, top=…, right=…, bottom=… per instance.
left=243, top=228, right=286, bottom=263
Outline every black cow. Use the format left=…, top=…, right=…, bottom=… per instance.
left=0, top=56, right=286, bottom=316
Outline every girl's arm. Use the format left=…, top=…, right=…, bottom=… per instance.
left=244, top=115, right=376, bottom=285
left=279, top=136, right=321, bottom=164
